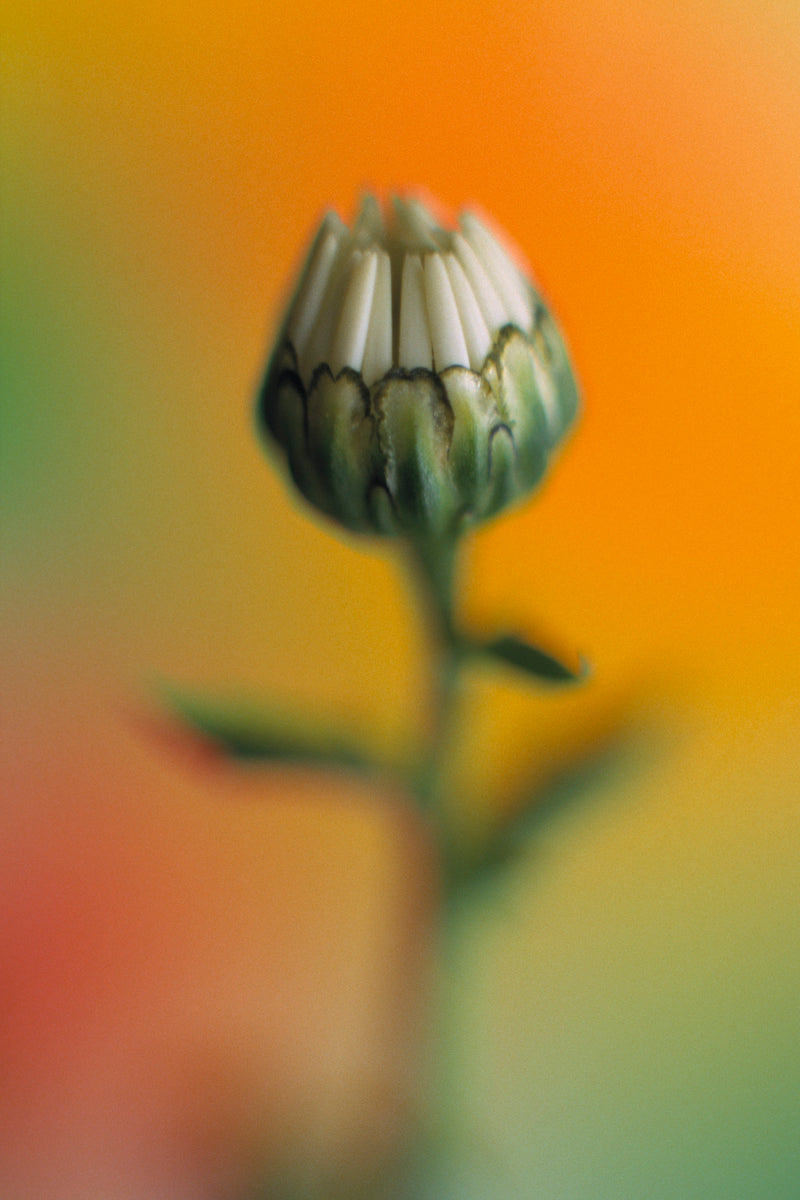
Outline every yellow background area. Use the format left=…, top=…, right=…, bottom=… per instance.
left=3, top=1, right=800, bottom=1195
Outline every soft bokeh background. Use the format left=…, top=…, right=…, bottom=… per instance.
left=3, top=0, right=800, bottom=1196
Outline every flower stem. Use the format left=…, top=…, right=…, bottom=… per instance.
left=402, top=537, right=477, bottom=1196
left=406, top=535, right=466, bottom=878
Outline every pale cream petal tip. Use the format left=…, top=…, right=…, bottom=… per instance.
left=286, top=193, right=536, bottom=387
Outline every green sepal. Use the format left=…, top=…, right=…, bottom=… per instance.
left=159, top=684, right=377, bottom=771
left=470, top=633, right=588, bottom=683
left=306, top=365, right=377, bottom=532
left=534, top=307, right=580, bottom=447
left=489, top=327, right=550, bottom=488
left=440, top=366, right=495, bottom=517
left=480, top=424, right=519, bottom=519
left=268, top=372, right=331, bottom=517
left=373, top=369, right=459, bottom=537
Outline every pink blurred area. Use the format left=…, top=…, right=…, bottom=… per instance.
left=1, top=610, right=434, bottom=1198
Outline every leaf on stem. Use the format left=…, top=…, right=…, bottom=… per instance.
left=472, top=633, right=588, bottom=683
left=448, top=702, right=653, bottom=900
left=158, top=683, right=377, bottom=772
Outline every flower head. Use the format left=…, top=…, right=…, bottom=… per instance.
left=258, top=194, right=578, bottom=539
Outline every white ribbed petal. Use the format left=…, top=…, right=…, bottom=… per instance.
left=361, top=250, right=393, bottom=385
left=393, top=196, right=442, bottom=252
left=290, top=196, right=543, bottom=388
left=461, top=213, right=532, bottom=331
left=303, top=244, right=356, bottom=377
left=287, top=219, right=345, bottom=355
left=399, top=254, right=433, bottom=369
left=352, top=193, right=384, bottom=246
left=330, top=251, right=378, bottom=375
left=443, top=254, right=491, bottom=370
left=452, top=233, right=507, bottom=334
left=424, top=254, right=470, bottom=371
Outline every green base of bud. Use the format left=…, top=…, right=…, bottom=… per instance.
left=257, top=306, right=578, bottom=540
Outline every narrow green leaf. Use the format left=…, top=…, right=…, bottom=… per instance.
left=159, top=683, right=376, bottom=772
left=477, top=634, right=588, bottom=683
left=448, top=710, right=648, bottom=901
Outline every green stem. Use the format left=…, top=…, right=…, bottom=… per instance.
left=405, top=535, right=467, bottom=883
left=409, top=536, right=457, bottom=640
left=404, top=537, right=487, bottom=1195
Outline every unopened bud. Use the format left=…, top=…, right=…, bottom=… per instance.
left=258, top=194, right=578, bottom=538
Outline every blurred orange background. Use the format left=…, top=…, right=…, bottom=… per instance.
left=3, top=0, right=800, bottom=1196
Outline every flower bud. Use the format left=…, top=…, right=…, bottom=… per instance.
left=258, top=194, right=578, bottom=538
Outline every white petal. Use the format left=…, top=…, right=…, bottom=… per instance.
left=392, top=195, right=443, bottom=252
left=443, top=254, right=491, bottom=370
left=302, top=245, right=357, bottom=379
left=287, top=214, right=347, bottom=355
left=330, top=251, right=379, bottom=375
left=452, top=233, right=507, bottom=334
left=460, top=212, right=532, bottom=330
left=424, top=253, right=469, bottom=371
left=352, top=193, right=384, bottom=247
left=361, top=250, right=393, bottom=385
left=398, top=254, right=433, bottom=369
